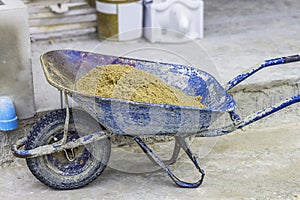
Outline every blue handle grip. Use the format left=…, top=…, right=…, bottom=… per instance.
left=283, top=55, right=300, bottom=63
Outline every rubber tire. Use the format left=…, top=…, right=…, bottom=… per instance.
left=25, top=109, right=111, bottom=190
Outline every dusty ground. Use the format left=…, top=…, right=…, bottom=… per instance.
left=1, top=124, right=299, bottom=200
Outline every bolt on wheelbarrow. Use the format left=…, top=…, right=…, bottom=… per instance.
left=12, top=50, right=300, bottom=189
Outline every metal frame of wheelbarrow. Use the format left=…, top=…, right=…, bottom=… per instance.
left=12, top=54, right=300, bottom=188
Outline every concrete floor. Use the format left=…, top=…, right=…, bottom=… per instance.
left=1, top=124, right=299, bottom=199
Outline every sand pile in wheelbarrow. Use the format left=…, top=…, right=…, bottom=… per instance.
left=76, top=64, right=205, bottom=108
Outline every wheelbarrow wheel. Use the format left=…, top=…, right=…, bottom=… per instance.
left=25, top=109, right=111, bottom=190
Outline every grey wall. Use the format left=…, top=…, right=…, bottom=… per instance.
left=0, top=0, right=35, bottom=119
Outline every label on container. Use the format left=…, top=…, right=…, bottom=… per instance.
left=96, top=1, right=117, bottom=14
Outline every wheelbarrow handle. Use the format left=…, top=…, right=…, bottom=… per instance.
left=237, top=93, right=300, bottom=129
left=225, top=54, right=300, bottom=91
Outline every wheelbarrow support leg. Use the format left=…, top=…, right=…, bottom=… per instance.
left=164, top=137, right=181, bottom=165
left=144, top=137, right=181, bottom=165
left=176, top=136, right=205, bottom=177
left=134, top=136, right=205, bottom=188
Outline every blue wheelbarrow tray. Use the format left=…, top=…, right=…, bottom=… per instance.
left=11, top=49, right=300, bottom=189
left=41, top=49, right=236, bottom=136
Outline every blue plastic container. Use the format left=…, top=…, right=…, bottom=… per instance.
left=0, top=96, right=18, bottom=131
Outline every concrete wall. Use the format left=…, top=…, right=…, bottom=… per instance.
left=0, top=0, right=35, bottom=119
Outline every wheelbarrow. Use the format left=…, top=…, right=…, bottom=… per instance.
left=12, top=50, right=300, bottom=189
